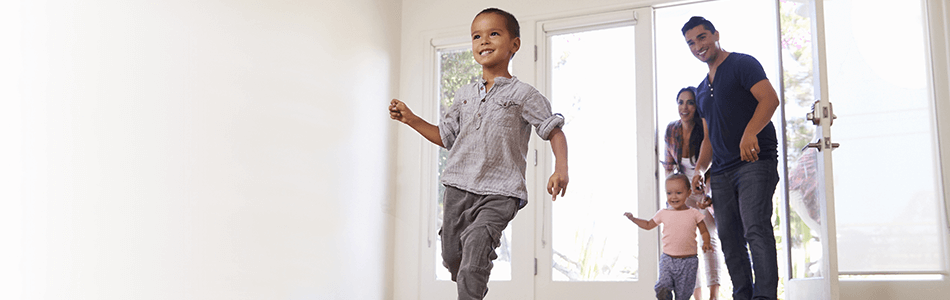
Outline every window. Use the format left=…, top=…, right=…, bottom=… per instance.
left=547, top=25, right=639, bottom=281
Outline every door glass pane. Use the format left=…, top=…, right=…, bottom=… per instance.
left=435, top=47, right=513, bottom=281
left=549, top=25, right=637, bottom=282
left=779, top=0, right=824, bottom=279
left=822, top=0, right=944, bottom=274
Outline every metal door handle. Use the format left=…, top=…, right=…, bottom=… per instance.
left=801, top=138, right=840, bottom=152
left=802, top=140, right=823, bottom=152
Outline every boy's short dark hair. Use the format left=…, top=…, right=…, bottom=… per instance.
left=666, top=173, right=691, bottom=191
left=681, top=16, right=716, bottom=36
left=478, top=8, right=521, bottom=38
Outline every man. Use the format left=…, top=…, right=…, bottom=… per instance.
left=682, top=16, right=780, bottom=300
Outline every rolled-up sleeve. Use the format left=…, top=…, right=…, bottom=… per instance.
left=440, top=103, right=461, bottom=150
left=535, top=113, right=565, bottom=140
left=522, top=90, right=564, bottom=140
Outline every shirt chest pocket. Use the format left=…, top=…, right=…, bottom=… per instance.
left=452, top=95, right=478, bottom=127
left=484, top=98, right=523, bottom=128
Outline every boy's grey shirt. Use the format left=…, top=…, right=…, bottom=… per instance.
left=439, top=76, right=564, bottom=202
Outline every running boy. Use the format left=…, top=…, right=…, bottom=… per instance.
left=625, top=173, right=712, bottom=300
left=388, top=8, right=569, bottom=300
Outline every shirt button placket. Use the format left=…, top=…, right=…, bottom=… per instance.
left=476, top=83, right=491, bottom=130
left=475, top=98, right=485, bottom=130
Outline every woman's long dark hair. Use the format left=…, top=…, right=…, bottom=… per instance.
left=677, top=87, right=704, bottom=164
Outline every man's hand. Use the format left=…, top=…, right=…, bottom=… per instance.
left=547, top=171, right=568, bottom=201
left=739, top=131, right=760, bottom=162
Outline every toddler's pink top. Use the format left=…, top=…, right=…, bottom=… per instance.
left=652, top=208, right=705, bottom=256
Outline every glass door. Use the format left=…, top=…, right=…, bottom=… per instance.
left=782, top=1, right=839, bottom=297
left=784, top=0, right=945, bottom=298
left=534, top=8, right=657, bottom=299
left=817, top=0, right=943, bottom=277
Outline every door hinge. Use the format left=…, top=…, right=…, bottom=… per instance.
left=534, top=258, right=538, bottom=275
left=534, top=45, right=538, bottom=62
left=534, top=149, right=538, bottom=166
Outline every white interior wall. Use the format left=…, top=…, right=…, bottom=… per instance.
left=0, top=0, right=400, bottom=299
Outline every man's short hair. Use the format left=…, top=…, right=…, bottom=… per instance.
left=681, top=16, right=716, bottom=36
left=478, top=8, right=521, bottom=38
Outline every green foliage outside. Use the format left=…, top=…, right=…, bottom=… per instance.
left=439, top=49, right=482, bottom=109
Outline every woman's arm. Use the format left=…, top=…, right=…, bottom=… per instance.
left=663, top=123, right=678, bottom=176
left=691, top=118, right=712, bottom=195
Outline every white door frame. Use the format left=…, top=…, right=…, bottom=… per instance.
left=532, top=7, right=658, bottom=299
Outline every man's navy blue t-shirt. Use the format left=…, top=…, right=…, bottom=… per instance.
left=696, top=52, right=778, bottom=174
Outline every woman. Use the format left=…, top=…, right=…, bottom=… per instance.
left=663, top=86, right=722, bottom=300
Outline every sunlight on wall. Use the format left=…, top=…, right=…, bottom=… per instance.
left=1, top=0, right=399, bottom=299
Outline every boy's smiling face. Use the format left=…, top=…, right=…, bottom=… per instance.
left=471, top=13, right=520, bottom=70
